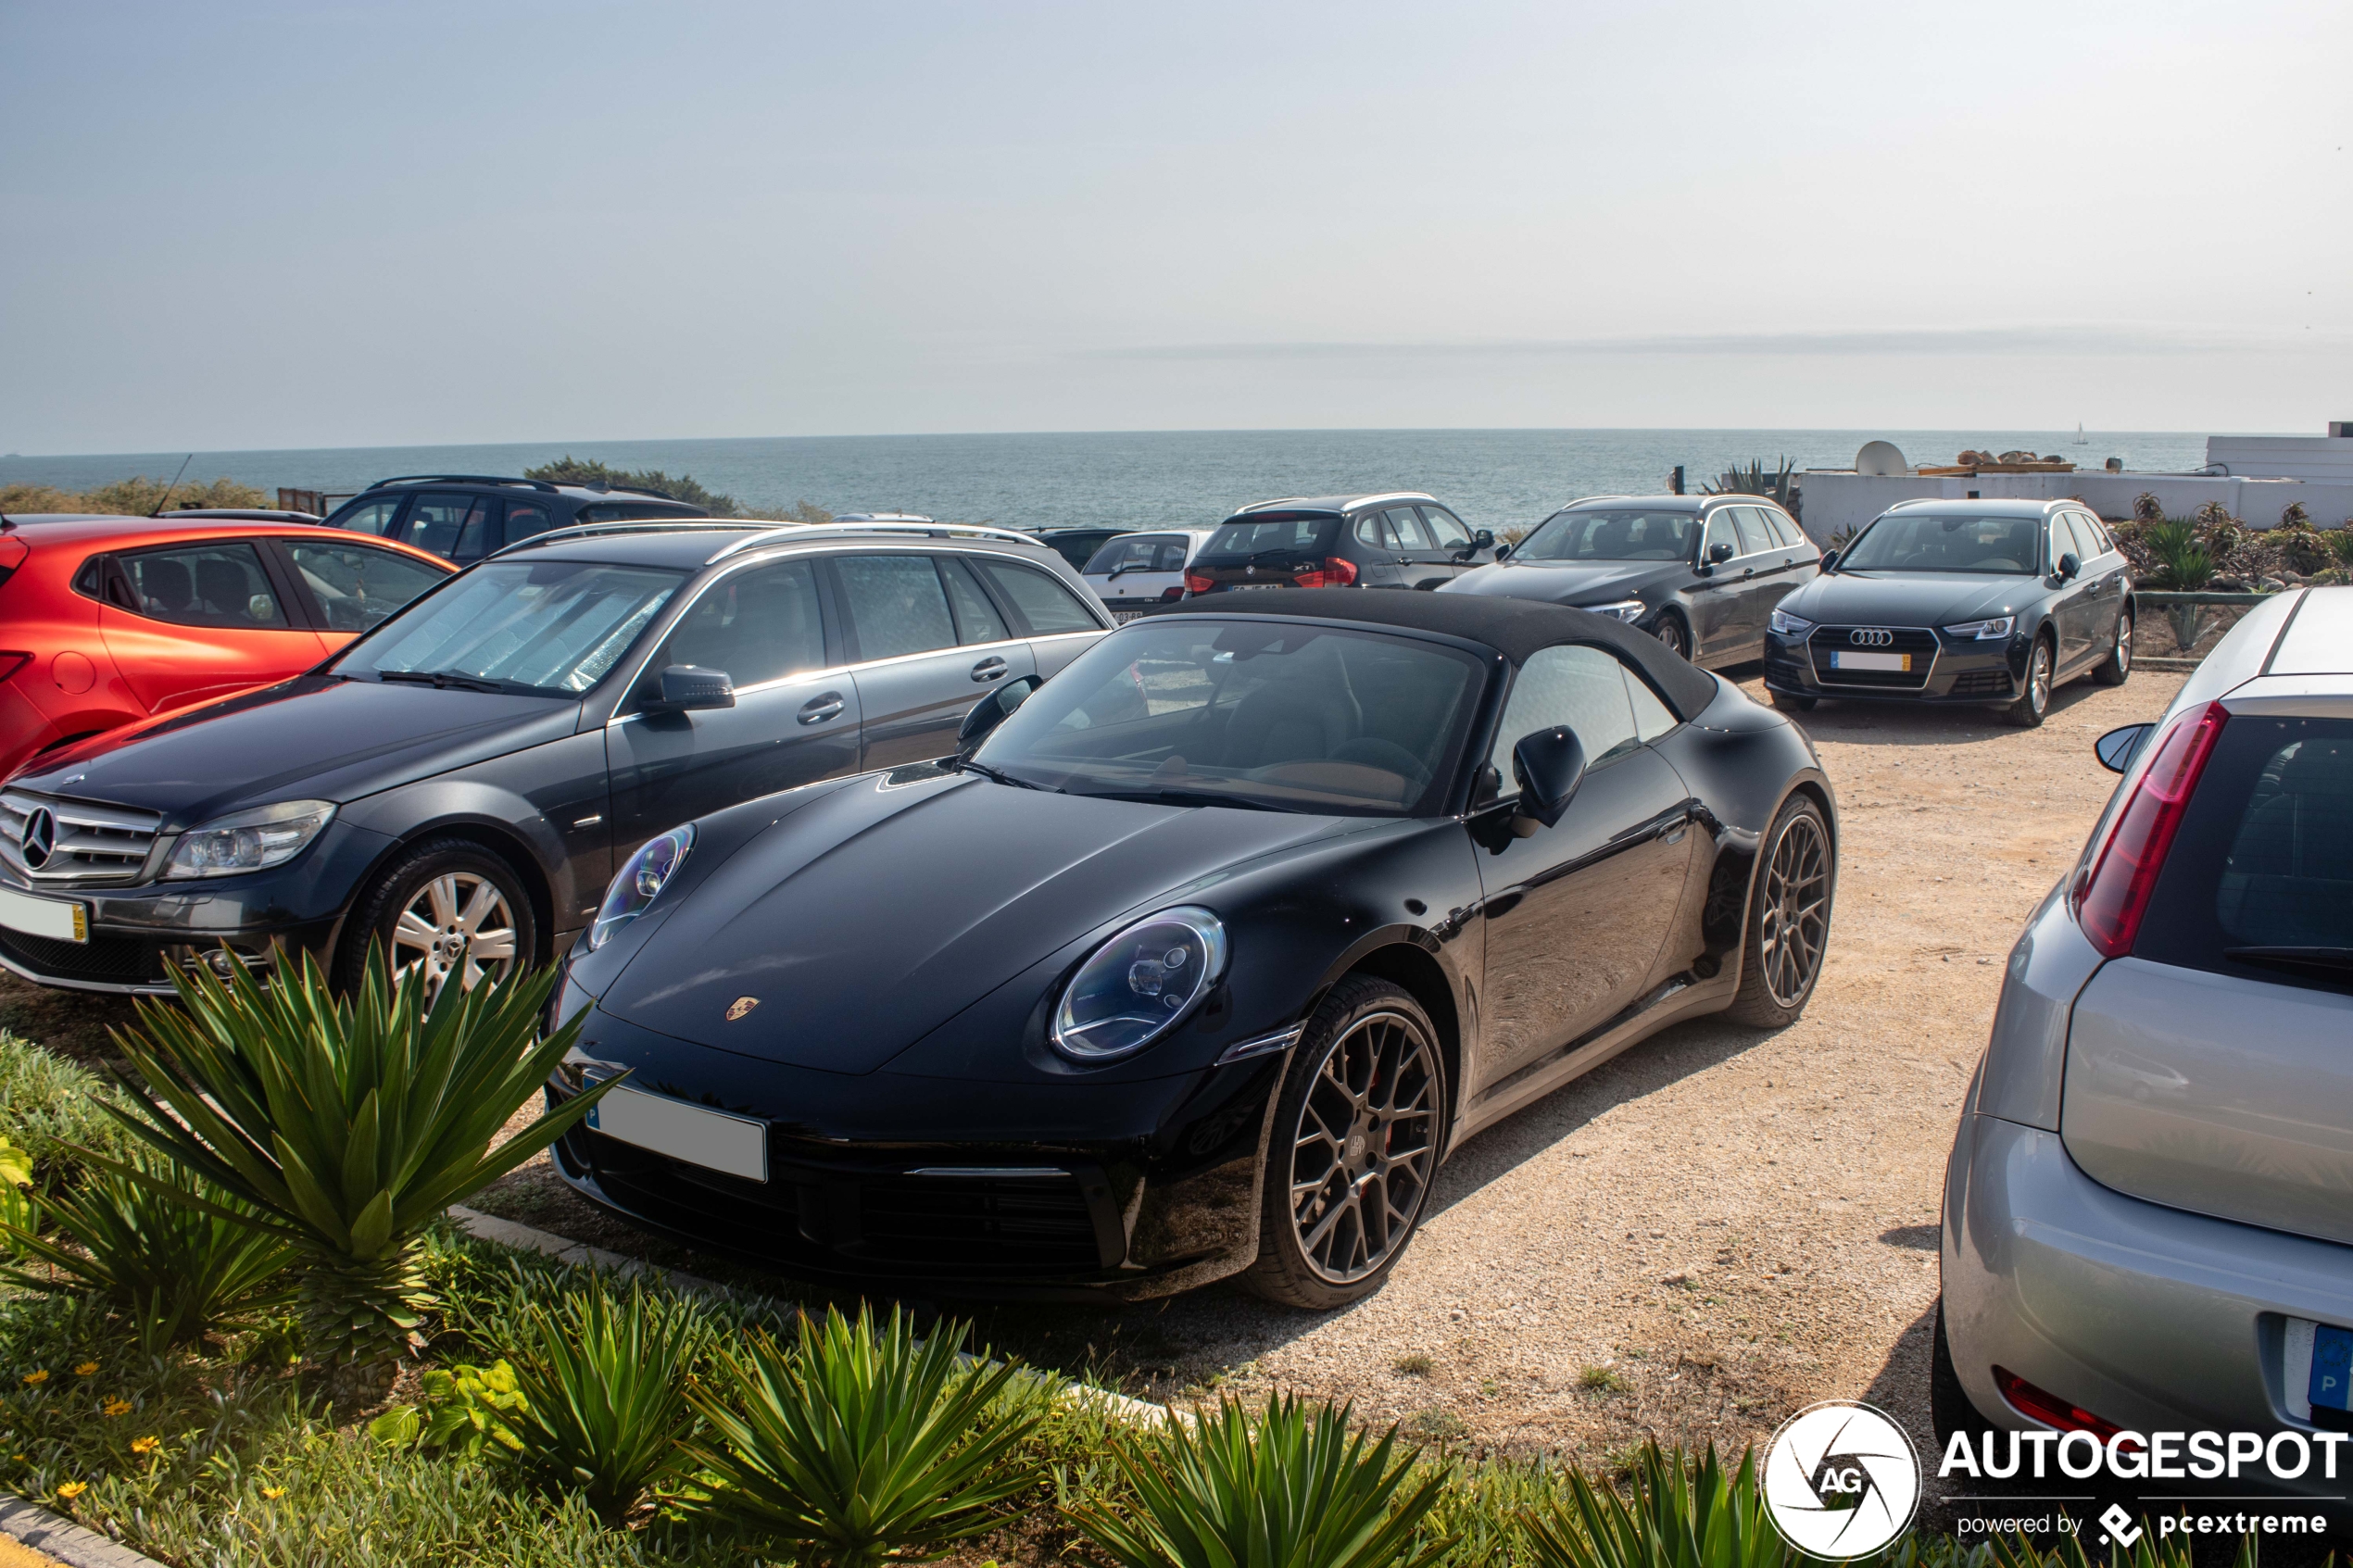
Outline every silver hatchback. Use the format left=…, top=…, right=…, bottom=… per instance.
left=1938, top=585, right=2353, bottom=1499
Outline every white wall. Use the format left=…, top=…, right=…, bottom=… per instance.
left=1792, top=470, right=2353, bottom=542
left=2207, top=435, right=2353, bottom=482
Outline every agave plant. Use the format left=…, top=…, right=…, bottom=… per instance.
left=686, top=1303, right=1042, bottom=1568
left=2330, top=526, right=2353, bottom=571
left=1521, top=1443, right=1785, bottom=1568
left=95, top=949, right=612, bottom=1380
left=1705, top=458, right=1797, bottom=512
left=510, top=1273, right=711, bottom=1525
left=1, top=1150, right=294, bottom=1353
left=1069, top=1392, right=1452, bottom=1568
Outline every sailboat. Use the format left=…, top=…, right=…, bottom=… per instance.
left=2073, top=422, right=2088, bottom=446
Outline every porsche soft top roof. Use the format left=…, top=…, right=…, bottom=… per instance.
left=1145, top=586, right=1719, bottom=720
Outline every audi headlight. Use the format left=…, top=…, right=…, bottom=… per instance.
left=1584, top=599, right=1646, bottom=623
left=589, top=824, right=693, bottom=950
left=1943, top=616, right=2016, bottom=640
left=1051, top=906, right=1228, bottom=1061
left=1769, top=608, right=1816, bottom=637
left=162, top=801, right=335, bottom=879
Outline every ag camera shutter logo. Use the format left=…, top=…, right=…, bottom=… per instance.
left=1762, top=1400, right=1920, bottom=1559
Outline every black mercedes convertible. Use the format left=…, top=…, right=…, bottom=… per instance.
left=545, top=591, right=1837, bottom=1306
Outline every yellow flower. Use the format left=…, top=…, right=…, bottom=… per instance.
left=19, top=1372, right=47, bottom=1387
left=55, top=1481, right=84, bottom=1500
left=261, top=1486, right=285, bottom=1499
left=71, top=1362, right=98, bottom=1378
left=101, top=1398, right=132, bottom=1417
left=131, top=1436, right=158, bottom=1456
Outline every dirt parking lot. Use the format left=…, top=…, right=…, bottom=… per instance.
left=0, top=664, right=2189, bottom=1478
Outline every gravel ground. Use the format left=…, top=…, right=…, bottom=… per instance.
left=2, top=664, right=2189, bottom=1483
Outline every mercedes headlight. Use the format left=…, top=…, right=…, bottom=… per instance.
left=1768, top=608, right=1816, bottom=637
left=589, top=824, right=693, bottom=950
left=162, top=801, right=335, bottom=879
left=1585, top=599, right=1646, bottom=623
left=1051, top=906, right=1228, bottom=1061
left=1943, top=616, right=2015, bottom=640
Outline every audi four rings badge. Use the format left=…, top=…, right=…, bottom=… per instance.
left=1849, top=629, right=1895, bottom=646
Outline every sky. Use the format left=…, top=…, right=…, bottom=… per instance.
left=2, top=0, right=2347, bottom=453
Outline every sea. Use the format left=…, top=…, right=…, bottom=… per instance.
left=0, top=429, right=2215, bottom=533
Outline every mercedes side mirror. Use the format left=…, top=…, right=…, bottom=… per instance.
left=1509, top=725, right=1587, bottom=834
left=647, top=664, right=734, bottom=712
left=2057, top=551, right=2082, bottom=581
left=1465, top=529, right=1495, bottom=559
left=2095, top=722, right=2152, bottom=774
left=1707, top=541, right=1736, bottom=565
left=957, top=674, right=1042, bottom=756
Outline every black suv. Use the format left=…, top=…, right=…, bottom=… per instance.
left=320, top=475, right=711, bottom=565
left=0, top=521, right=1109, bottom=997
left=1180, top=494, right=1496, bottom=596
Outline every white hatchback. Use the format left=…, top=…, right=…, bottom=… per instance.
left=1079, top=529, right=1218, bottom=621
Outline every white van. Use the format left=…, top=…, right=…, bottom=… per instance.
left=1078, top=529, right=1218, bottom=621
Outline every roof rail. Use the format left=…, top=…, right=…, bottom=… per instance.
left=488, top=517, right=1048, bottom=563
left=366, top=474, right=560, bottom=493
left=487, top=520, right=761, bottom=558
left=703, top=521, right=1043, bottom=563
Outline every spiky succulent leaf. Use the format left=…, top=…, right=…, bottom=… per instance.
left=1521, top=1443, right=1787, bottom=1568
left=510, top=1273, right=711, bottom=1526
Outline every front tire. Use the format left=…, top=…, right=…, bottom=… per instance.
left=1242, top=976, right=1444, bottom=1309
left=2004, top=633, right=2054, bottom=728
left=2092, top=607, right=2132, bottom=686
left=1650, top=613, right=1692, bottom=661
left=1725, top=793, right=1834, bottom=1027
left=339, top=836, right=536, bottom=997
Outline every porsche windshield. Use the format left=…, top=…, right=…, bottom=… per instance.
left=974, top=621, right=1487, bottom=815
left=1837, top=514, right=2045, bottom=574
left=331, top=560, right=686, bottom=695
left=1516, top=510, right=1698, bottom=562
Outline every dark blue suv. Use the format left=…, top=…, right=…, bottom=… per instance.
left=320, top=474, right=710, bottom=565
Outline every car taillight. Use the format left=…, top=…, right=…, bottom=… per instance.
left=1994, top=1367, right=2140, bottom=1448
left=1159, top=584, right=1185, bottom=602
left=2074, top=699, right=2227, bottom=959
left=1183, top=572, right=1214, bottom=595
left=1295, top=556, right=1360, bottom=589
left=0, top=653, right=27, bottom=684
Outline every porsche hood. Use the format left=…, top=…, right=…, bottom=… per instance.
left=596, top=771, right=1351, bottom=1073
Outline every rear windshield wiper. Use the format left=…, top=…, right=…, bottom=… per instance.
left=375, top=669, right=526, bottom=695
left=2224, top=947, right=2353, bottom=981
left=958, top=759, right=1062, bottom=793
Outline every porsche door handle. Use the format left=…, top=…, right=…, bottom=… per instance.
left=971, top=657, right=1009, bottom=683
left=798, top=692, right=845, bottom=724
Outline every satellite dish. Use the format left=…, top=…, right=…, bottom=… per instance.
left=1855, top=440, right=1911, bottom=477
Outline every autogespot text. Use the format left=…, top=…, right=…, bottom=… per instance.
left=1941, top=1428, right=2349, bottom=1485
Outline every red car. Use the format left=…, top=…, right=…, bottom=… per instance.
left=0, top=515, right=452, bottom=780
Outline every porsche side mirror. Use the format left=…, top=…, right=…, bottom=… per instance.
left=2057, top=551, right=2082, bottom=581
left=957, top=674, right=1042, bottom=756
left=2095, top=721, right=2152, bottom=773
left=647, top=664, right=734, bottom=712
left=1494, top=541, right=1513, bottom=560
left=1707, top=541, right=1736, bottom=565
left=1509, top=725, right=1587, bottom=834
left=1819, top=550, right=1839, bottom=571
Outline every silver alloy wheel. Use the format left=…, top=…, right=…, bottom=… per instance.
left=390, top=872, right=521, bottom=994
left=1757, top=810, right=1831, bottom=1008
left=2115, top=612, right=2133, bottom=674
left=2026, top=639, right=2052, bottom=714
left=1654, top=618, right=1687, bottom=658
left=1288, top=1010, right=1439, bottom=1284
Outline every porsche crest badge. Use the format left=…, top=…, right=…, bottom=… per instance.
left=724, top=997, right=760, bottom=1022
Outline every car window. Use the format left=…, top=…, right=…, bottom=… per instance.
left=1626, top=670, right=1678, bottom=742
left=973, top=558, right=1101, bottom=634
left=1516, top=510, right=1697, bottom=562
left=1420, top=507, right=1473, bottom=550
left=325, top=495, right=404, bottom=537
left=1491, top=645, right=1641, bottom=779
left=2066, top=511, right=2108, bottom=558
left=334, top=560, right=685, bottom=694
left=1386, top=508, right=1435, bottom=551
left=115, top=542, right=290, bottom=630
left=503, top=500, right=556, bottom=544
left=282, top=539, right=447, bottom=633
left=646, top=558, right=825, bottom=690
left=577, top=503, right=696, bottom=522
left=1353, top=513, right=1393, bottom=549
left=836, top=554, right=958, bottom=661
left=1202, top=515, right=1338, bottom=558
left=391, top=493, right=488, bottom=557
left=1837, top=514, right=2045, bottom=574
left=2047, top=515, right=2084, bottom=570
left=938, top=556, right=1011, bottom=644
left=2083, top=514, right=2116, bottom=555
left=1730, top=508, right=1774, bottom=557
left=1702, top=511, right=1741, bottom=561
left=1083, top=534, right=1183, bottom=575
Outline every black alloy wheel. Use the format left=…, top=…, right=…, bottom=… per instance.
left=2093, top=608, right=2133, bottom=686
left=1651, top=614, right=1691, bottom=660
left=2005, top=634, right=2054, bottom=728
left=341, top=836, right=537, bottom=997
left=1244, top=976, right=1442, bottom=1308
left=1726, top=794, right=1834, bottom=1026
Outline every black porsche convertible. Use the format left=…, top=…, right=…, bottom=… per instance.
left=545, top=591, right=1837, bottom=1306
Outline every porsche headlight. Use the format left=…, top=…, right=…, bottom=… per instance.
left=589, top=824, right=693, bottom=950
left=1768, top=608, right=1816, bottom=637
left=1943, top=616, right=2016, bottom=640
left=162, top=801, right=335, bottom=879
left=1585, top=599, right=1646, bottom=623
left=1051, top=906, right=1228, bottom=1061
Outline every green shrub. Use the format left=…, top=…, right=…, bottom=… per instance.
left=371, top=1360, right=531, bottom=1459
left=1520, top=1444, right=1782, bottom=1568
left=101, top=952, right=612, bottom=1378
left=522, top=455, right=741, bottom=517
left=686, top=1303, right=1043, bottom=1567
left=1068, top=1392, right=1451, bottom=1568
left=0, top=476, right=270, bottom=517
left=509, top=1273, right=711, bottom=1524
left=0, top=1031, right=133, bottom=1182
left=2, top=1151, right=294, bottom=1351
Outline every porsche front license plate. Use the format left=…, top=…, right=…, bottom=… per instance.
left=1828, top=649, right=1911, bottom=672
left=585, top=1085, right=767, bottom=1182
left=0, top=887, right=86, bottom=944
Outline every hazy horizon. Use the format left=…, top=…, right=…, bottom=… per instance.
left=5, top=2, right=2346, bottom=454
